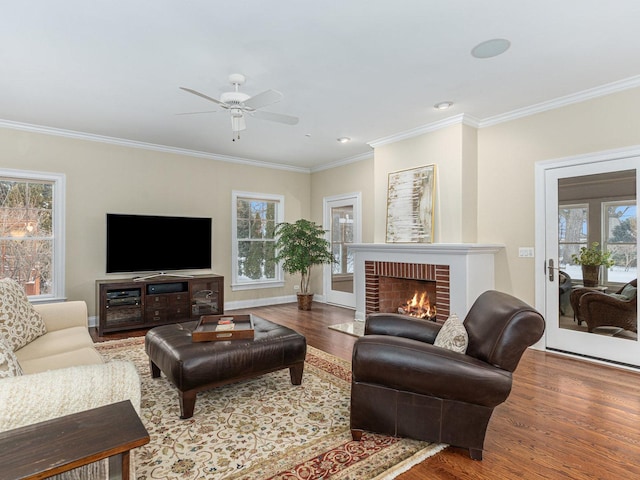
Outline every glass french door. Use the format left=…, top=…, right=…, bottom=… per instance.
left=323, top=193, right=361, bottom=308
left=542, top=154, right=640, bottom=366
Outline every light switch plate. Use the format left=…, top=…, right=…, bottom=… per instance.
left=519, top=247, right=535, bottom=258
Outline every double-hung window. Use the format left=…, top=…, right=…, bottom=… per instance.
left=231, top=191, right=284, bottom=290
left=0, top=169, right=65, bottom=300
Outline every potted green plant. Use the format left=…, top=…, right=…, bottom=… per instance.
left=571, top=242, right=615, bottom=287
left=274, top=219, right=334, bottom=310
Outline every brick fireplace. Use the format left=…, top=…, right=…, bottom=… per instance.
left=350, top=243, right=503, bottom=321
left=365, top=261, right=450, bottom=322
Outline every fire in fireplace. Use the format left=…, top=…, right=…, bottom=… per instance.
left=398, top=291, right=437, bottom=320
left=365, top=260, right=450, bottom=322
left=377, top=276, right=440, bottom=321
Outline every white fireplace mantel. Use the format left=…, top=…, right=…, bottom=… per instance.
left=350, top=243, right=504, bottom=321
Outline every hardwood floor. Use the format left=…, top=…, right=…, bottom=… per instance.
left=92, top=302, right=640, bottom=480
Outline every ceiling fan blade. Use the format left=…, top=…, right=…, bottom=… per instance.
left=179, top=87, right=226, bottom=107
left=175, top=110, right=218, bottom=116
left=242, top=89, right=283, bottom=109
left=251, top=109, right=299, bottom=125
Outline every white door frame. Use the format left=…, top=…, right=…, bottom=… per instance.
left=323, top=192, right=362, bottom=308
left=535, top=145, right=640, bottom=364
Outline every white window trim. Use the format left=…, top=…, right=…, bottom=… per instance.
left=0, top=168, right=66, bottom=302
left=231, top=190, right=284, bottom=291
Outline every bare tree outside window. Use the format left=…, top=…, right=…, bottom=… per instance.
left=0, top=179, right=54, bottom=295
left=605, top=202, right=637, bottom=283
left=558, top=204, right=588, bottom=271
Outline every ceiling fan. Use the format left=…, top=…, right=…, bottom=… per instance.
left=180, top=73, right=299, bottom=141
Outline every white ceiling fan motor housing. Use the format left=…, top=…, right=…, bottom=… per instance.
left=220, top=91, right=251, bottom=106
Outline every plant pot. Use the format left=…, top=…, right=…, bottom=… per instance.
left=581, top=265, right=600, bottom=287
left=297, top=293, right=314, bottom=311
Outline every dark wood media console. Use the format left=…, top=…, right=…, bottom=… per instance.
left=96, top=274, right=224, bottom=335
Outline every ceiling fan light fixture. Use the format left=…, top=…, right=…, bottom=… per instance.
left=231, top=115, right=246, bottom=132
left=434, top=101, right=453, bottom=110
left=337, top=137, right=351, bottom=143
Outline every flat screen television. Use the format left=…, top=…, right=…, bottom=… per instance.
left=106, top=213, right=212, bottom=274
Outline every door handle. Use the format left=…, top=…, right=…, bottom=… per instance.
left=546, top=258, right=558, bottom=282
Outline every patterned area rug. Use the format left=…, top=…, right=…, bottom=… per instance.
left=96, top=337, right=445, bottom=479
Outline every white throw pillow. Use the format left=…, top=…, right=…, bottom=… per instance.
left=434, top=313, right=468, bottom=353
left=0, top=335, right=23, bottom=377
left=0, top=278, right=47, bottom=351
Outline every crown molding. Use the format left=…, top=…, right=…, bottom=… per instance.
left=310, top=150, right=374, bottom=173
left=0, top=119, right=311, bottom=174
left=479, top=74, right=640, bottom=128
left=367, top=114, right=481, bottom=148
left=365, top=75, right=640, bottom=148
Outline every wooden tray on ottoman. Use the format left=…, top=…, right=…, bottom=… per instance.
left=192, top=314, right=255, bottom=342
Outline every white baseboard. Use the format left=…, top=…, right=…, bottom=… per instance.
left=225, top=293, right=327, bottom=311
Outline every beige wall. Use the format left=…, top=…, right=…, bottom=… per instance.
left=310, top=157, right=375, bottom=242
left=461, top=124, right=478, bottom=243
left=0, top=128, right=311, bottom=315
left=477, top=86, right=640, bottom=303
left=309, top=157, right=375, bottom=294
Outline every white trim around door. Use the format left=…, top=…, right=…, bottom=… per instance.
left=323, top=192, right=362, bottom=308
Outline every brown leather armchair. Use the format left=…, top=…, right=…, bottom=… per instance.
left=570, top=279, right=637, bottom=333
left=350, top=290, right=545, bottom=460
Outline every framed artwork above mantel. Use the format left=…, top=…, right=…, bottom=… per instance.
left=385, top=164, right=436, bottom=243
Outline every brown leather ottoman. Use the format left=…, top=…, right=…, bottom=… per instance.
left=145, top=315, right=307, bottom=418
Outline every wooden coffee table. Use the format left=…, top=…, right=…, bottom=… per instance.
left=0, top=400, right=149, bottom=480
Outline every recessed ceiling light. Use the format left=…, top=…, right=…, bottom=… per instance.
left=434, top=101, right=453, bottom=110
left=337, top=137, right=351, bottom=143
left=471, top=38, right=511, bottom=59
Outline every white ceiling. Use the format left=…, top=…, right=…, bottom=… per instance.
left=3, top=1, right=640, bottom=170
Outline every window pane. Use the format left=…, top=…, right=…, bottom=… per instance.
left=559, top=204, right=588, bottom=280
left=605, top=202, right=637, bottom=283
left=266, top=202, right=275, bottom=220
left=0, top=239, right=53, bottom=295
left=249, top=212, right=264, bottom=239
left=232, top=192, right=283, bottom=288
left=264, top=219, right=275, bottom=239
left=237, top=240, right=277, bottom=281
left=263, top=241, right=276, bottom=278
left=607, top=204, right=636, bottom=244
left=0, top=177, right=55, bottom=296
left=236, top=199, right=251, bottom=221
left=559, top=206, right=587, bottom=243
left=237, top=219, right=250, bottom=239
left=35, top=207, right=53, bottom=236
